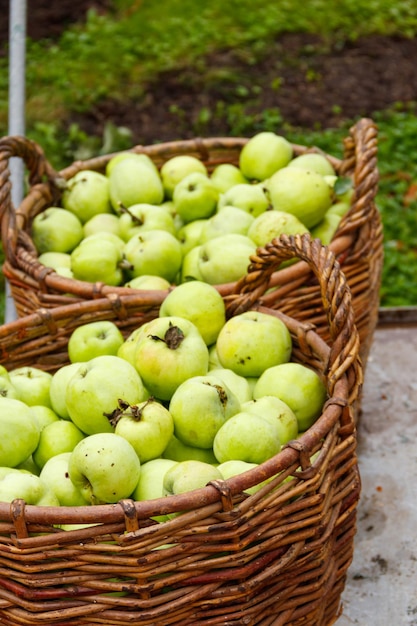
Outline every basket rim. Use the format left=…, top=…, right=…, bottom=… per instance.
left=0, top=117, right=379, bottom=305
left=0, top=320, right=351, bottom=526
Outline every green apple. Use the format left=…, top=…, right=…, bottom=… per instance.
left=33, top=419, right=86, bottom=470
left=160, top=199, right=184, bottom=231
left=71, top=237, right=124, bottom=285
left=119, top=203, right=176, bottom=241
left=197, top=233, right=257, bottom=285
left=323, top=175, right=338, bottom=190
left=123, top=230, right=183, bottom=283
left=62, top=170, right=112, bottom=223
left=0, top=398, right=40, bottom=467
left=248, top=209, right=308, bottom=247
left=0, top=366, right=9, bottom=378
left=213, top=411, right=281, bottom=464
left=116, top=326, right=150, bottom=367
left=246, top=376, right=258, bottom=397
left=160, top=199, right=178, bottom=216
left=133, top=458, right=177, bottom=501
left=239, top=132, right=293, bottom=181
left=9, top=366, right=53, bottom=408
left=210, top=163, right=248, bottom=193
left=253, top=362, right=327, bottom=432
left=287, top=153, right=336, bottom=177
left=208, top=368, right=252, bottom=404
left=54, top=266, right=74, bottom=279
left=200, top=205, right=255, bottom=242
left=106, top=152, right=136, bottom=177
left=38, top=251, right=72, bottom=271
left=82, top=212, right=122, bottom=239
left=173, top=214, right=185, bottom=233
left=163, top=460, right=222, bottom=496
left=113, top=398, right=174, bottom=463
left=68, top=433, right=141, bottom=504
left=31, top=207, right=84, bottom=254
left=0, top=471, right=59, bottom=506
left=160, top=155, right=208, bottom=199
left=159, top=281, right=226, bottom=346
left=215, top=310, right=292, bottom=377
left=132, top=458, right=177, bottom=521
left=106, top=152, right=159, bottom=178
left=83, top=232, right=126, bottom=255
left=208, top=344, right=222, bottom=370
left=169, top=374, right=241, bottom=449
left=176, top=219, right=207, bottom=256
left=39, top=452, right=87, bottom=506
left=218, top=183, right=270, bottom=217
left=326, top=201, right=350, bottom=218
left=0, top=467, right=25, bottom=479
left=68, top=320, right=125, bottom=363
left=265, top=167, right=333, bottom=229
left=49, top=362, right=84, bottom=420
left=162, top=434, right=218, bottom=464
left=241, top=396, right=298, bottom=445
left=133, top=316, right=209, bottom=401
left=173, top=172, right=219, bottom=223
left=30, top=405, right=61, bottom=430
left=0, top=375, right=18, bottom=399
left=16, top=455, right=40, bottom=475
left=217, top=459, right=261, bottom=495
left=310, top=212, right=342, bottom=245
left=65, top=355, right=148, bottom=435
left=124, top=275, right=171, bottom=290
left=180, top=245, right=205, bottom=282
left=109, top=156, right=164, bottom=212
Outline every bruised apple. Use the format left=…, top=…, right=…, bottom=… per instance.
left=133, top=316, right=209, bottom=401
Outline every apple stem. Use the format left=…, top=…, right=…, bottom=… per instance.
left=104, top=397, right=156, bottom=427
left=119, top=204, right=144, bottom=225
left=104, top=398, right=131, bottom=427
left=119, top=256, right=134, bottom=271
left=149, top=322, right=185, bottom=350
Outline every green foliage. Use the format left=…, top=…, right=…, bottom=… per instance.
left=286, top=107, right=417, bottom=307
left=28, top=121, right=133, bottom=171
left=371, top=108, right=417, bottom=306
left=1, top=0, right=417, bottom=132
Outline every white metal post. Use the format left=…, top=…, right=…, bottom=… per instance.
left=6, top=0, right=27, bottom=323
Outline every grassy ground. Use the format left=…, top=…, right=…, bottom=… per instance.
left=1, top=0, right=417, bottom=320
left=2, top=0, right=417, bottom=133
left=286, top=108, right=417, bottom=307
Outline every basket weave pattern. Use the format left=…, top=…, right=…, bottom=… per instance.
left=0, top=235, right=362, bottom=625
left=0, top=119, right=382, bottom=366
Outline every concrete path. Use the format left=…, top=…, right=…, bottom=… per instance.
left=337, top=318, right=417, bottom=625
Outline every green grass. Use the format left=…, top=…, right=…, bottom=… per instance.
left=1, top=0, right=417, bottom=133
left=1, top=0, right=417, bottom=317
left=285, top=106, right=417, bottom=307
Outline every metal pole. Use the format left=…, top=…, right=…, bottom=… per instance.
left=6, top=0, right=27, bottom=323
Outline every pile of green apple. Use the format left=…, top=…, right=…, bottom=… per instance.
left=31, top=131, right=353, bottom=289
left=0, top=281, right=327, bottom=513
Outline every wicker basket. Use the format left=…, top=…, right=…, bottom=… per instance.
left=0, top=118, right=382, bottom=366
left=0, top=234, right=361, bottom=626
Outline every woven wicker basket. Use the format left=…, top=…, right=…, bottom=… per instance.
left=0, top=234, right=361, bottom=626
left=0, top=118, right=382, bottom=366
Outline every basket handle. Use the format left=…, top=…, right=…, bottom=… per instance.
left=0, top=135, right=63, bottom=217
left=225, top=233, right=361, bottom=393
left=335, top=117, right=379, bottom=236
left=0, top=135, right=65, bottom=265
